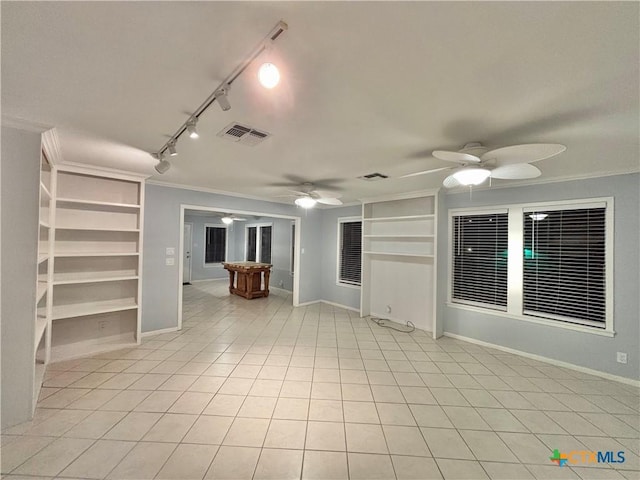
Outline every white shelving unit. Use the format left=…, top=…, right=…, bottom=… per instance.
left=360, top=192, right=439, bottom=337
left=49, top=165, right=147, bottom=362
left=33, top=150, right=53, bottom=408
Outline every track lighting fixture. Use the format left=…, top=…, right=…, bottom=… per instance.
left=151, top=20, right=288, bottom=173
left=153, top=153, right=171, bottom=174
left=215, top=86, right=231, bottom=111
left=186, top=118, right=199, bottom=139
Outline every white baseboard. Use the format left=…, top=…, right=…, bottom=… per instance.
left=270, top=286, right=293, bottom=294
left=443, top=332, right=640, bottom=387
left=296, top=300, right=321, bottom=307
left=187, top=278, right=226, bottom=283
left=141, top=326, right=179, bottom=338
left=320, top=300, right=360, bottom=313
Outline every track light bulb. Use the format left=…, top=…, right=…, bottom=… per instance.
left=258, top=63, right=280, bottom=89
left=154, top=158, right=171, bottom=174
left=295, top=197, right=317, bottom=208
left=186, top=119, right=199, bottom=139
left=215, top=87, right=231, bottom=111
left=168, top=141, right=178, bottom=157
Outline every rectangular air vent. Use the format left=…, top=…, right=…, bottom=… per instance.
left=217, top=122, right=271, bottom=146
left=358, top=172, right=388, bottom=181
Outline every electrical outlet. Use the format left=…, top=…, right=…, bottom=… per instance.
left=166, top=257, right=175, bottom=266
left=616, top=352, right=628, bottom=364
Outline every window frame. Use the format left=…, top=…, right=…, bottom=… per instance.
left=203, top=223, right=228, bottom=267
left=447, top=197, right=614, bottom=337
left=336, top=216, right=362, bottom=288
left=244, top=222, right=273, bottom=264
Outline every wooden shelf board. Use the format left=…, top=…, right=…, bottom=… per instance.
left=36, top=282, right=48, bottom=303
left=363, top=251, right=434, bottom=258
left=34, top=316, right=47, bottom=352
left=363, top=214, right=435, bottom=222
left=56, top=197, right=141, bottom=209
left=39, top=220, right=51, bottom=229
left=55, top=252, right=139, bottom=258
left=55, top=226, right=140, bottom=232
left=52, top=299, right=138, bottom=320
left=40, top=182, right=52, bottom=200
left=38, top=254, right=49, bottom=265
left=53, top=274, right=138, bottom=285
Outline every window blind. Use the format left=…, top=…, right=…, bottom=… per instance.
left=339, top=221, right=362, bottom=286
left=205, top=226, right=226, bottom=263
left=452, top=213, right=508, bottom=309
left=523, top=207, right=606, bottom=327
left=260, top=226, right=272, bottom=263
left=246, top=227, right=257, bottom=262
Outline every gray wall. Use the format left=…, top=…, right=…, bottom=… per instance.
left=141, top=184, right=322, bottom=332
left=438, top=173, right=640, bottom=380
left=320, top=205, right=362, bottom=310
left=1, top=126, right=41, bottom=428
left=232, top=217, right=295, bottom=291
left=184, top=214, right=231, bottom=281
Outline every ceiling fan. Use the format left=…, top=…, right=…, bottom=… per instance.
left=401, top=142, right=566, bottom=188
left=219, top=214, right=247, bottom=224
left=278, top=182, right=343, bottom=207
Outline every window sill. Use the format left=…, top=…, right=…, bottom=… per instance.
left=445, top=302, right=615, bottom=337
left=337, top=281, right=361, bottom=290
left=204, top=263, right=224, bottom=269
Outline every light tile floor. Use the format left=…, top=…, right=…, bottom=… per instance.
left=2, top=281, right=639, bottom=479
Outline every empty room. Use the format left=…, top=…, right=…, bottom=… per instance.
left=1, top=2, right=638, bottom=479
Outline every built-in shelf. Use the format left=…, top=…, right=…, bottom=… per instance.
left=55, top=252, right=140, bottom=258
left=363, top=214, right=435, bottom=222
left=56, top=198, right=140, bottom=210
left=40, top=182, right=52, bottom=200
left=36, top=282, right=48, bottom=303
left=52, top=298, right=138, bottom=320
left=363, top=234, right=434, bottom=239
left=39, top=220, right=50, bottom=229
left=38, top=254, right=49, bottom=264
left=34, top=316, right=47, bottom=352
left=363, top=251, right=434, bottom=258
left=55, top=226, right=140, bottom=232
left=53, top=273, right=138, bottom=285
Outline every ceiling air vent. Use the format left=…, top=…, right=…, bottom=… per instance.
left=217, top=122, right=271, bottom=146
left=358, top=172, right=389, bottom=181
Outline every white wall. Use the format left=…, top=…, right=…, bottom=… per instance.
left=438, top=173, right=640, bottom=380
left=1, top=126, right=41, bottom=428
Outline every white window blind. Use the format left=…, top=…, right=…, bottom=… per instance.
left=339, top=221, right=362, bottom=286
left=452, top=213, right=508, bottom=309
left=523, top=207, right=606, bottom=327
left=205, top=226, right=226, bottom=263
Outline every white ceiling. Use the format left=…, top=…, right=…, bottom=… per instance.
left=2, top=2, right=638, bottom=204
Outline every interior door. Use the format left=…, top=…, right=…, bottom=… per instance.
left=183, top=223, right=192, bottom=284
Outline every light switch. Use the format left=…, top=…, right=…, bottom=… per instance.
left=165, top=257, right=175, bottom=266
left=301, top=248, right=305, bottom=254
left=166, top=247, right=175, bottom=256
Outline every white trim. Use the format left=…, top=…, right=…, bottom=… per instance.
left=443, top=331, right=639, bottom=387
left=270, top=286, right=293, bottom=295
left=203, top=223, right=228, bottom=266
left=244, top=222, right=273, bottom=263
left=141, top=326, right=179, bottom=338
left=56, top=162, right=149, bottom=182
left=320, top=300, right=360, bottom=313
left=189, top=278, right=227, bottom=283
left=446, top=302, right=615, bottom=337
left=359, top=188, right=440, bottom=204
left=296, top=300, right=321, bottom=307
left=337, top=216, right=362, bottom=287
left=183, top=222, right=193, bottom=283
left=41, top=128, right=63, bottom=165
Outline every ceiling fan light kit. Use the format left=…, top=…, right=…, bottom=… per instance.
left=452, top=167, right=492, bottom=186
left=221, top=216, right=234, bottom=224
left=295, top=196, right=318, bottom=208
left=150, top=20, right=288, bottom=174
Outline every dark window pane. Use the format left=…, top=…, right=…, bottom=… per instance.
left=260, top=226, right=272, bottom=263
left=246, top=227, right=257, bottom=262
left=340, top=221, right=362, bottom=285
left=205, top=226, right=226, bottom=263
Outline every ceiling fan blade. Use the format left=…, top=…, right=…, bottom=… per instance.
left=312, top=189, right=341, bottom=199
left=433, top=150, right=482, bottom=164
left=399, top=167, right=452, bottom=178
left=316, top=197, right=343, bottom=205
left=233, top=217, right=247, bottom=221
left=491, top=163, right=542, bottom=179
left=442, top=174, right=461, bottom=189
left=481, top=143, right=566, bottom=165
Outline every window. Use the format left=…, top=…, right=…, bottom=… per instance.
left=338, top=218, right=362, bottom=286
left=204, top=225, right=227, bottom=264
left=246, top=224, right=272, bottom=263
left=523, top=206, right=606, bottom=327
left=449, top=198, right=613, bottom=334
left=451, top=212, right=508, bottom=310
